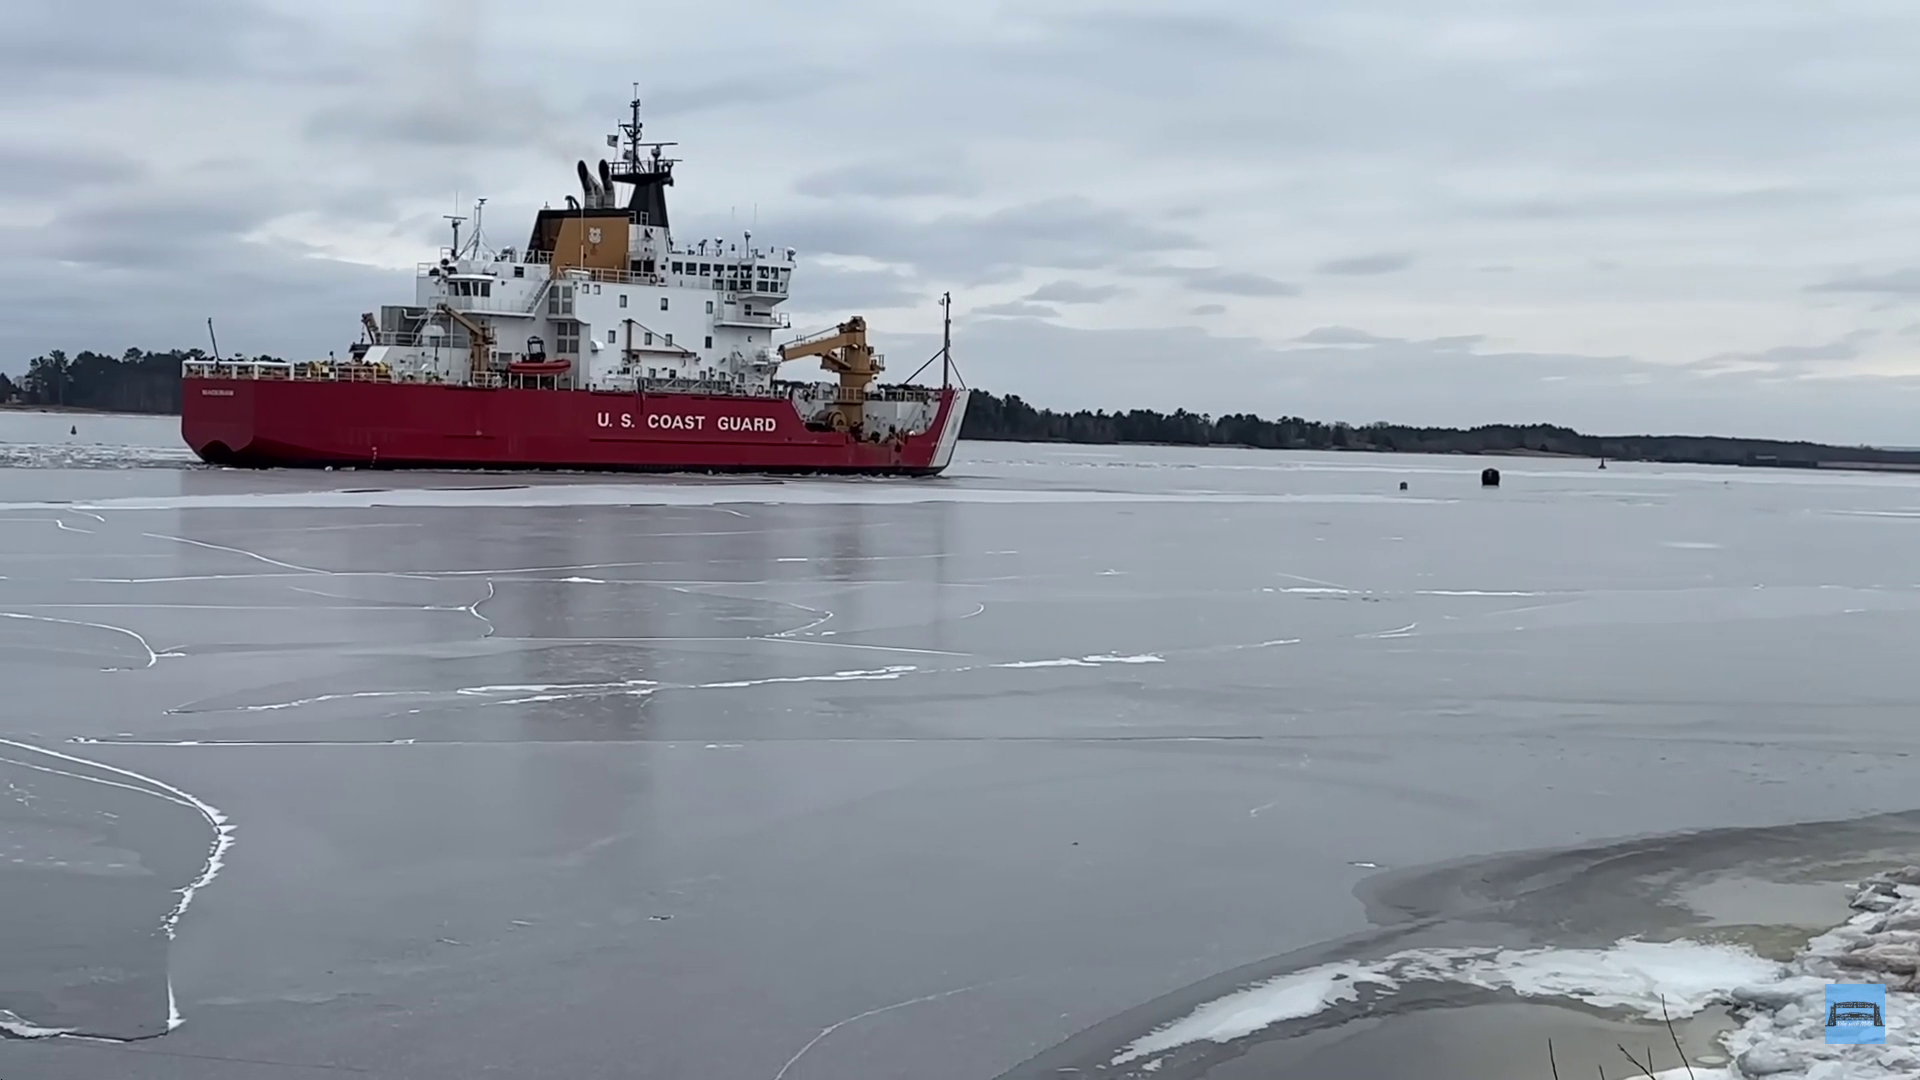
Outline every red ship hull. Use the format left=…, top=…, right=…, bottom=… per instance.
left=181, top=378, right=969, bottom=475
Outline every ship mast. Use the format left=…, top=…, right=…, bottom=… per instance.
left=940, top=292, right=952, bottom=388
left=444, top=213, right=466, bottom=258
left=607, top=86, right=680, bottom=228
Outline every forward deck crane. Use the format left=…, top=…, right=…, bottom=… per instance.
left=778, top=316, right=884, bottom=433
left=435, top=302, right=497, bottom=384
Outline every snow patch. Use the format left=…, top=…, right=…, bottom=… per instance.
left=1718, top=866, right=1920, bottom=1079
left=700, top=666, right=917, bottom=688
left=1113, top=938, right=1781, bottom=1066
left=1116, top=963, right=1396, bottom=1062
left=0, top=1008, right=73, bottom=1039
left=994, top=654, right=1164, bottom=669
left=1111, top=868, right=1920, bottom=1078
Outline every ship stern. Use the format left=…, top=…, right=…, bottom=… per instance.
left=181, top=378, right=256, bottom=465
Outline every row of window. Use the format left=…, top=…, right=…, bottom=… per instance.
left=593, top=329, right=715, bottom=348
left=549, top=321, right=722, bottom=356
left=552, top=283, right=724, bottom=316
left=670, top=261, right=790, bottom=279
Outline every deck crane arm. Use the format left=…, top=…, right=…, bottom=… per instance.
left=435, top=302, right=496, bottom=382
left=777, top=316, right=884, bottom=433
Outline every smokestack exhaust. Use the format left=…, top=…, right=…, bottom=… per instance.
left=576, top=160, right=603, bottom=207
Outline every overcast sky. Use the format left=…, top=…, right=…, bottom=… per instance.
left=6, top=0, right=1920, bottom=442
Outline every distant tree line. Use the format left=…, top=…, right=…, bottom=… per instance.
left=4, top=348, right=1917, bottom=469
left=958, top=389, right=1920, bottom=469
left=0, top=349, right=268, bottom=415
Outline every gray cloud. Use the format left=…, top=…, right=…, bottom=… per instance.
left=762, top=197, right=1199, bottom=286
left=6, top=1, right=1920, bottom=443
left=0, top=146, right=145, bottom=197
left=783, top=261, right=926, bottom=320
left=972, top=302, right=1060, bottom=319
left=974, top=10, right=1299, bottom=99
left=1806, top=269, right=1920, bottom=296
left=1471, top=188, right=1823, bottom=222
left=1693, top=330, right=1877, bottom=372
left=26, top=183, right=285, bottom=271
left=1293, top=326, right=1401, bottom=346
left=1292, top=326, right=1485, bottom=351
left=879, top=317, right=1920, bottom=445
left=0, top=0, right=300, bottom=92
left=1189, top=304, right=1226, bottom=316
left=1317, top=252, right=1413, bottom=276
left=793, top=159, right=978, bottom=200
left=1026, top=281, right=1124, bottom=304
left=0, top=219, right=402, bottom=364
left=1178, top=269, right=1301, bottom=297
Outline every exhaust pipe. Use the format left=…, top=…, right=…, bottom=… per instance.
left=576, top=160, right=603, bottom=207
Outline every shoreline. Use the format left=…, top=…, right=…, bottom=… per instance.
left=995, top=811, right=1920, bottom=1080
left=7, top=407, right=1920, bottom=476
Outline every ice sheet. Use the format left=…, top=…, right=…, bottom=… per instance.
left=0, top=486, right=1452, bottom=512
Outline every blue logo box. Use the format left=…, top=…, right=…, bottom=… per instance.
left=1826, top=983, right=1888, bottom=1045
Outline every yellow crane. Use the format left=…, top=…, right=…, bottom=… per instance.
left=778, top=316, right=884, bottom=433
left=436, top=303, right=496, bottom=384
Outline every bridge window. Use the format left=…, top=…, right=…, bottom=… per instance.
left=619, top=293, right=627, bottom=308
left=555, top=321, right=580, bottom=355
left=549, top=286, right=573, bottom=316
left=706, top=300, right=714, bottom=314
left=672, top=261, right=683, bottom=274
left=660, top=297, right=669, bottom=311
left=665, top=334, right=674, bottom=347
left=513, top=266, right=525, bottom=278
left=644, top=331, right=653, bottom=346
left=608, top=330, right=617, bottom=344
left=704, top=336, right=713, bottom=349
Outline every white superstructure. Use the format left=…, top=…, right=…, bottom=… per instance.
left=335, top=95, right=946, bottom=440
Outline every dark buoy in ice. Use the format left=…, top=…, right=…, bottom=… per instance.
left=70, top=425, right=77, bottom=435
left=1481, top=467, right=1500, bottom=487
left=1598, top=458, right=1607, bottom=470
left=1398, top=481, right=1408, bottom=491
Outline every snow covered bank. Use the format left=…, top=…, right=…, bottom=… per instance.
left=1112, top=867, right=1920, bottom=1078
left=1721, top=865, right=1920, bottom=1078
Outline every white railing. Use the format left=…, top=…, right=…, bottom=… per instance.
left=183, top=361, right=952, bottom=399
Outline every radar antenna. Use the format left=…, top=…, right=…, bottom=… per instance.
left=611, top=87, right=679, bottom=181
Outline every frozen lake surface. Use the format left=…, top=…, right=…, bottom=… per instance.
left=2, top=410, right=1917, bottom=1077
